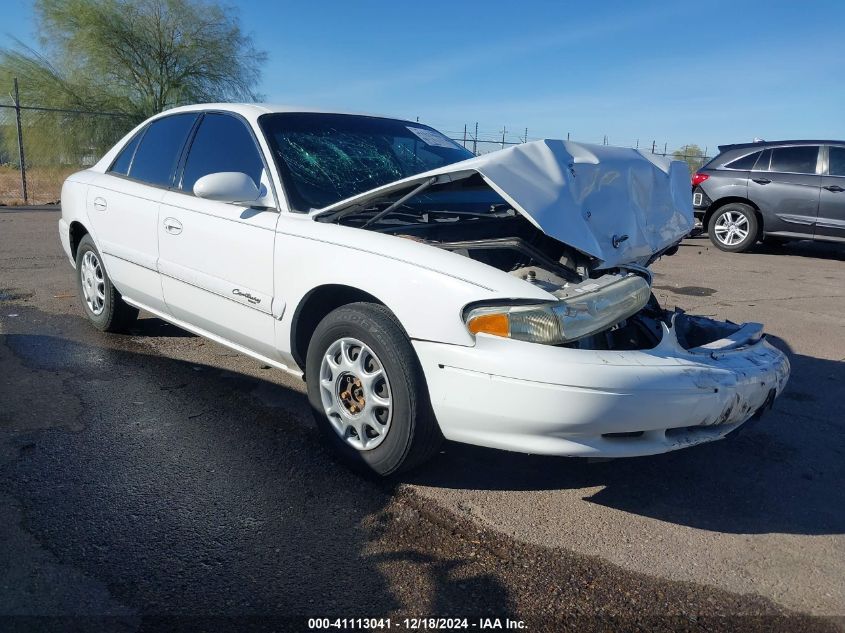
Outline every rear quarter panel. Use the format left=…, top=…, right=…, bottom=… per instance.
left=59, top=173, right=94, bottom=265
left=701, top=170, right=750, bottom=210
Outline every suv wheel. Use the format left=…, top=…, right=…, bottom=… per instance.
left=305, top=302, right=442, bottom=476
left=708, top=203, right=758, bottom=253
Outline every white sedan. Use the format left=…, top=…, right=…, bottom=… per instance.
left=59, top=104, right=790, bottom=475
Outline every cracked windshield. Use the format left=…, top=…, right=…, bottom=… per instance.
left=260, top=113, right=474, bottom=210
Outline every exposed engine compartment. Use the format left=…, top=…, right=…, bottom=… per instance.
left=326, top=177, right=728, bottom=355
left=369, top=211, right=730, bottom=353
left=386, top=211, right=589, bottom=282
left=385, top=219, right=729, bottom=353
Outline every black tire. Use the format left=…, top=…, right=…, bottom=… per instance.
left=75, top=234, right=139, bottom=332
left=707, top=203, right=759, bottom=253
left=305, top=302, right=442, bottom=476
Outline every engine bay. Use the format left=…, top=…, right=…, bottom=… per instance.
left=323, top=179, right=733, bottom=354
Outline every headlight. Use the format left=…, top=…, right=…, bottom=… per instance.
left=464, top=274, right=651, bottom=345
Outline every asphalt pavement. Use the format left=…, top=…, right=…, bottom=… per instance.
left=1, top=207, right=843, bottom=631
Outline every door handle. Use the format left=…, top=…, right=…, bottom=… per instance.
left=93, top=196, right=107, bottom=211
left=823, top=185, right=845, bottom=192
left=163, top=218, right=182, bottom=235
left=751, top=177, right=771, bottom=185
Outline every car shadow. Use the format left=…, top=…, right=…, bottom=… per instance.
left=685, top=233, right=845, bottom=262
left=751, top=240, right=845, bottom=261
left=0, top=327, right=514, bottom=623
left=404, top=335, right=845, bottom=536
left=128, top=315, right=196, bottom=338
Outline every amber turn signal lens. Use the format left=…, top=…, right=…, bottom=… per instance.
left=466, top=313, right=509, bottom=337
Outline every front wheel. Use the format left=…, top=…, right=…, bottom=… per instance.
left=305, top=302, right=442, bottom=476
left=708, top=203, right=759, bottom=252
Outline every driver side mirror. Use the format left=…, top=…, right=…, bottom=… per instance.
left=194, top=172, right=261, bottom=204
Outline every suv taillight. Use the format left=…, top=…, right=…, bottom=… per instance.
left=691, top=173, right=710, bottom=187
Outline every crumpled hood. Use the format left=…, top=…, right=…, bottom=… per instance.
left=313, top=139, right=694, bottom=269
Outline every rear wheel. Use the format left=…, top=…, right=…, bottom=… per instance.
left=75, top=234, right=138, bottom=332
left=305, top=302, right=442, bottom=476
left=708, top=203, right=759, bottom=252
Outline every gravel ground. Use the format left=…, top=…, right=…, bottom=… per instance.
left=1, top=208, right=842, bottom=631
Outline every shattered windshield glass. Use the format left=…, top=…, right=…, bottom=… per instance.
left=259, top=113, right=475, bottom=211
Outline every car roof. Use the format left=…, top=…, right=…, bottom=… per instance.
left=156, top=102, right=413, bottom=124
left=718, top=139, right=845, bottom=153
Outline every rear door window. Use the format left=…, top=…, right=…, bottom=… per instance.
left=752, top=149, right=771, bottom=171
left=128, top=113, right=199, bottom=187
left=180, top=113, right=265, bottom=193
left=768, top=146, right=819, bottom=174
left=828, top=146, right=845, bottom=176
left=109, top=131, right=143, bottom=176
left=724, top=151, right=761, bottom=170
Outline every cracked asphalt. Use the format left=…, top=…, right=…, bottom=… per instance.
left=1, top=207, right=843, bottom=631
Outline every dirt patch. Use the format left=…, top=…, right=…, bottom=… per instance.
left=0, top=165, right=76, bottom=206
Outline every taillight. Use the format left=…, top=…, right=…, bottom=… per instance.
left=691, top=173, right=710, bottom=187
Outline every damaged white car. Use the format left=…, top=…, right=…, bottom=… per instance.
left=59, top=105, right=790, bottom=475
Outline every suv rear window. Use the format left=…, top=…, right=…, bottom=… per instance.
left=768, top=146, right=819, bottom=174
left=829, top=146, right=845, bottom=177
left=724, top=151, right=761, bottom=170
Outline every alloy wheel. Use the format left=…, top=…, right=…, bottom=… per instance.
left=713, top=211, right=750, bottom=246
left=80, top=250, right=106, bottom=315
left=319, top=337, right=393, bottom=451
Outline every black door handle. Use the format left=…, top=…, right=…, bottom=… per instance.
left=752, top=177, right=771, bottom=185
left=823, top=184, right=845, bottom=192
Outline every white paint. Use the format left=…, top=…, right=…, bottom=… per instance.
left=58, top=103, right=788, bottom=460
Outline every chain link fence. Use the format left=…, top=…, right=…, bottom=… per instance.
left=0, top=79, right=135, bottom=205
left=445, top=123, right=712, bottom=173
left=1, top=79, right=711, bottom=206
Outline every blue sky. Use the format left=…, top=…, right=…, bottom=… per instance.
left=3, top=0, right=843, bottom=153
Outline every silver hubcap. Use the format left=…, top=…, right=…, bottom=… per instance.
left=319, top=337, right=392, bottom=451
left=80, top=250, right=106, bottom=315
left=714, top=211, right=750, bottom=246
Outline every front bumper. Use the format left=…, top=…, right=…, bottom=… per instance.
left=413, top=319, right=790, bottom=457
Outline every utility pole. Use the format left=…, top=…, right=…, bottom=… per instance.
left=501, top=126, right=507, bottom=150
left=463, top=124, right=467, bottom=148
left=13, top=78, right=28, bottom=205
left=651, top=140, right=656, bottom=153
left=473, top=122, right=478, bottom=155
left=524, top=127, right=528, bottom=143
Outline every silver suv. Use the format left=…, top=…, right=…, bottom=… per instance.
left=692, top=140, right=845, bottom=252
